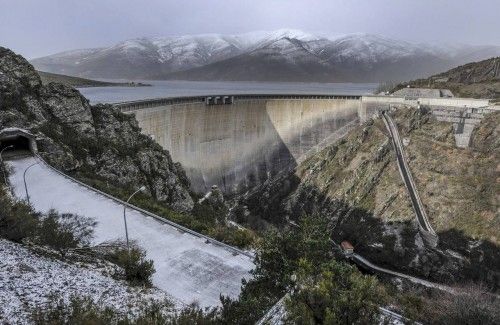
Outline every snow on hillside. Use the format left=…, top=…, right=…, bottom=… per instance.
left=0, top=239, right=172, bottom=324
left=31, top=29, right=426, bottom=72
left=328, top=34, right=420, bottom=62
left=30, top=29, right=500, bottom=81
left=6, top=156, right=254, bottom=308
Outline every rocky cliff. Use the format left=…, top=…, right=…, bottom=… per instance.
left=0, top=47, right=193, bottom=212
left=237, top=107, right=499, bottom=290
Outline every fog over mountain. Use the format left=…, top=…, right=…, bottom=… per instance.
left=31, top=29, right=500, bottom=83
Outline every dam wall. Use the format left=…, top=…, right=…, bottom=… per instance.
left=121, top=95, right=367, bottom=193
left=117, top=94, right=494, bottom=193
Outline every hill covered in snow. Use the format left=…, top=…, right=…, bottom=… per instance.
left=30, top=29, right=500, bottom=82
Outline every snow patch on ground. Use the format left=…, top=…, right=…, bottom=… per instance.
left=0, top=239, right=172, bottom=324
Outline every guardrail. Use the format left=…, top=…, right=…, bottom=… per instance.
left=34, top=154, right=254, bottom=259
left=113, top=94, right=362, bottom=112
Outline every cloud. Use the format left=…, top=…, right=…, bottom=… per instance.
left=1, top=0, right=498, bottom=58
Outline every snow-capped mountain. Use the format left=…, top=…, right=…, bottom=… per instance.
left=30, top=29, right=500, bottom=82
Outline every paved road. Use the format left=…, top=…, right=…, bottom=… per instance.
left=382, top=111, right=436, bottom=237
left=6, top=155, right=254, bottom=307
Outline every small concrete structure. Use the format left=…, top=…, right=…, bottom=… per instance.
left=0, top=128, right=37, bottom=153
left=341, top=241, right=354, bottom=256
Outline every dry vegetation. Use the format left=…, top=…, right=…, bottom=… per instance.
left=297, top=108, right=499, bottom=244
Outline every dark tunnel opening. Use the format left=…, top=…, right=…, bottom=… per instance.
left=0, top=136, right=32, bottom=153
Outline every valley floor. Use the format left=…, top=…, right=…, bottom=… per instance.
left=5, top=156, right=254, bottom=308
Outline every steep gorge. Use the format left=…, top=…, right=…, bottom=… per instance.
left=237, top=107, right=500, bottom=290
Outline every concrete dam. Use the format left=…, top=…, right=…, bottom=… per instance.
left=116, top=95, right=372, bottom=193
left=114, top=94, right=495, bottom=194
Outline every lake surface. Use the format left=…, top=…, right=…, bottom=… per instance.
left=78, top=80, right=378, bottom=104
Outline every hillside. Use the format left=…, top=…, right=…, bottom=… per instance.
left=392, top=57, right=500, bottom=100
left=38, top=71, right=150, bottom=88
left=0, top=46, right=193, bottom=212
left=237, top=107, right=500, bottom=289
left=1, top=46, right=257, bottom=249
left=30, top=30, right=500, bottom=82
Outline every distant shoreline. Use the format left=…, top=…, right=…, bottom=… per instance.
left=37, top=71, right=152, bottom=88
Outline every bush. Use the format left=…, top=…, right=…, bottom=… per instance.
left=423, top=284, right=500, bottom=324
left=0, top=196, right=39, bottom=242
left=103, top=243, right=155, bottom=287
left=31, top=295, right=216, bottom=324
left=37, top=209, right=96, bottom=258
left=285, top=259, right=387, bottom=324
left=31, top=296, right=119, bottom=325
left=209, top=226, right=255, bottom=248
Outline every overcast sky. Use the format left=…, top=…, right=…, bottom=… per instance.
left=1, top=0, right=499, bottom=59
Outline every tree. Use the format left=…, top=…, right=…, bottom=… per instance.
left=285, top=259, right=387, bottom=324
left=37, top=209, right=96, bottom=258
left=218, top=214, right=334, bottom=324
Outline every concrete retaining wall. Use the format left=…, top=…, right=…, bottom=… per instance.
left=418, top=98, right=490, bottom=107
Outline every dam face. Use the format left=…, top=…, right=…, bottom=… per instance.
left=120, top=95, right=368, bottom=193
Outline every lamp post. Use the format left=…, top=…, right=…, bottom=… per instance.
left=0, top=145, right=14, bottom=185
left=23, top=161, right=39, bottom=205
left=123, top=186, right=146, bottom=252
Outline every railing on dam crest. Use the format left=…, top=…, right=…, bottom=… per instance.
left=113, top=94, right=363, bottom=112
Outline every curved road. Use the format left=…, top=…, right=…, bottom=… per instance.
left=381, top=111, right=437, bottom=240
left=5, top=155, right=254, bottom=307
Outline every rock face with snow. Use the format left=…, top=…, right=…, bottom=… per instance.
left=30, top=29, right=500, bottom=82
left=0, top=47, right=193, bottom=212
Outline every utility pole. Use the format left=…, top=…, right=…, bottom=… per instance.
left=23, top=161, right=39, bottom=205
left=123, top=186, right=146, bottom=252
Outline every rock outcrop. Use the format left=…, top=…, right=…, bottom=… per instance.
left=0, top=47, right=193, bottom=212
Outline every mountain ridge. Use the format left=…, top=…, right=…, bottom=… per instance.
left=30, top=29, right=500, bottom=82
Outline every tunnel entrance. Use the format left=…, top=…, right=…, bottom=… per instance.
left=0, top=136, right=31, bottom=152
left=0, top=128, right=37, bottom=156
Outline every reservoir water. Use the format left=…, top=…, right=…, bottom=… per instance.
left=78, top=80, right=377, bottom=104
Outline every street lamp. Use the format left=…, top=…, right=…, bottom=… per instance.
left=0, top=145, right=14, bottom=185
left=23, top=161, right=39, bottom=205
left=123, top=185, right=146, bottom=252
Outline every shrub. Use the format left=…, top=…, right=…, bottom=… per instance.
left=423, top=284, right=500, bottom=324
left=0, top=195, right=39, bottom=242
left=103, top=243, right=155, bottom=287
left=37, top=209, right=96, bottom=258
left=31, top=295, right=216, bottom=324
left=31, top=296, right=118, bottom=325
